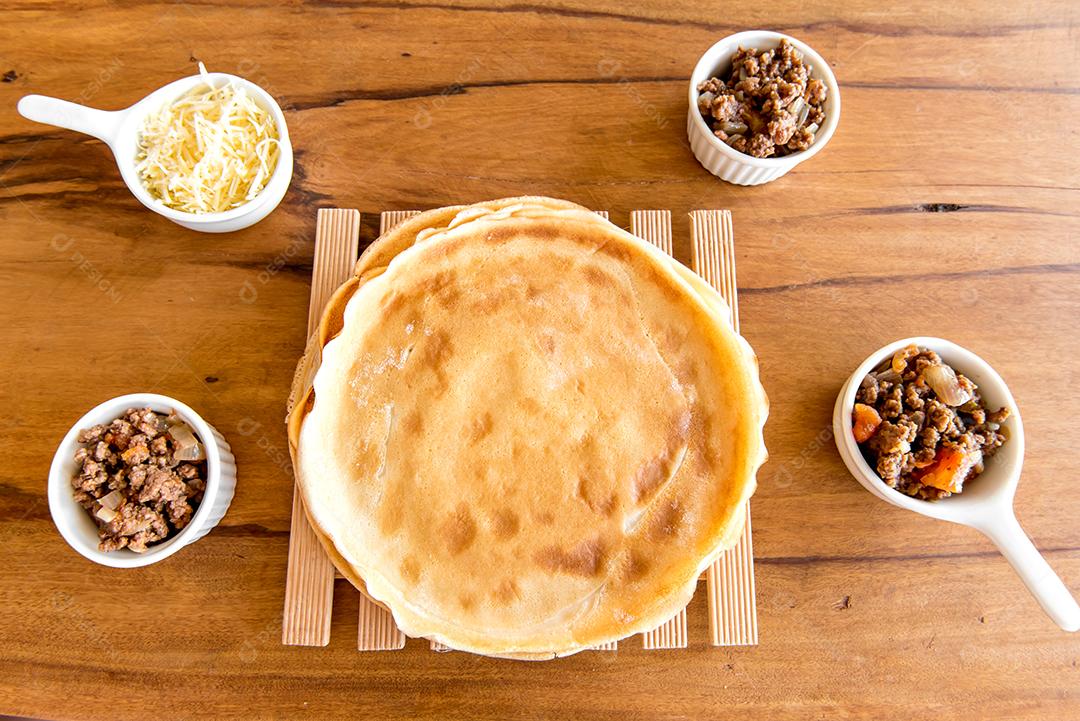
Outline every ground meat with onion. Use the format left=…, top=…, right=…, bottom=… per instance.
left=71, top=407, right=208, bottom=552
left=852, top=345, right=1009, bottom=500
left=696, top=38, right=828, bottom=158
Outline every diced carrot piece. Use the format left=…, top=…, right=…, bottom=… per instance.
left=852, top=403, right=882, bottom=443
left=915, top=446, right=983, bottom=494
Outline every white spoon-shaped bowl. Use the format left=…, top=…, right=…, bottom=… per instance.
left=834, top=336, right=1079, bottom=632
left=17, top=72, right=292, bottom=233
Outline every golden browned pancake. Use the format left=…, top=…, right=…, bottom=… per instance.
left=288, top=197, right=767, bottom=658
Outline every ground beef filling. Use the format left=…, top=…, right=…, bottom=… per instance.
left=852, top=346, right=1009, bottom=500
left=72, top=407, right=207, bottom=552
left=696, top=38, right=827, bottom=158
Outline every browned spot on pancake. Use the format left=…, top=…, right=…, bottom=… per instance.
left=494, top=579, right=520, bottom=604
left=637, top=257, right=682, bottom=303
left=420, top=269, right=454, bottom=295
left=525, top=283, right=541, bottom=301
left=377, top=496, right=405, bottom=535
left=599, top=493, right=618, bottom=516
left=479, top=222, right=561, bottom=248
left=650, top=498, right=684, bottom=540
left=623, top=550, right=650, bottom=582
left=458, top=593, right=476, bottom=611
left=434, top=283, right=461, bottom=311
left=670, top=357, right=695, bottom=388
left=399, top=556, right=421, bottom=585
left=657, top=324, right=688, bottom=357
left=441, top=503, right=477, bottom=555
left=633, top=408, right=692, bottom=503
left=490, top=222, right=559, bottom=243
left=401, top=409, right=424, bottom=435
left=379, top=289, right=406, bottom=316
left=581, top=264, right=618, bottom=291
left=491, top=508, right=519, bottom=539
left=520, top=396, right=543, bottom=417
left=575, top=379, right=586, bottom=395
left=472, top=284, right=520, bottom=314
left=539, top=333, right=555, bottom=355
left=470, top=412, right=493, bottom=442
left=418, top=330, right=453, bottom=392
left=632, top=456, right=668, bottom=504
left=478, top=225, right=516, bottom=246
left=537, top=537, right=605, bottom=577
left=534, top=510, right=555, bottom=526
left=575, top=476, right=618, bottom=517
left=408, top=266, right=460, bottom=311
left=596, top=239, right=631, bottom=263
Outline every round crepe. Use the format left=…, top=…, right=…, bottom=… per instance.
left=288, top=197, right=767, bottom=659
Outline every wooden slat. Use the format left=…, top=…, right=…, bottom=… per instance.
left=380, top=209, right=421, bottom=235
left=282, top=209, right=361, bottom=646
left=631, top=209, right=673, bottom=255
left=358, top=594, right=406, bottom=651
left=631, top=210, right=689, bottom=651
left=690, top=209, right=759, bottom=647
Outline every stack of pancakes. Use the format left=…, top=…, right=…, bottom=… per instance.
left=287, top=197, right=768, bottom=659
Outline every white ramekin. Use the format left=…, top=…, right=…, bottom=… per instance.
left=48, top=393, right=236, bottom=568
left=687, top=30, right=841, bottom=186
left=18, top=72, right=292, bottom=233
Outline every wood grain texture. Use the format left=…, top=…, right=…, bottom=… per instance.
left=1, top=0, right=1078, bottom=719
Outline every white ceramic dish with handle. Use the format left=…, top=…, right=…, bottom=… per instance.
left=833, top=337, right=1079, bottom=632
left=687, top=30, right=841, bottom=186
left=48, top=393, right=236, bottom=568
left=17, top=72, right=292, bottom=233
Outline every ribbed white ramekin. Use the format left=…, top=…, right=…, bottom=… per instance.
left=48, top=393, right=236, bottom=568
left=687, top=30, right=841, bottom=186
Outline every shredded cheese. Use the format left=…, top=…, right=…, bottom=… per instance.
left=135, top=63, right=280, bottom=214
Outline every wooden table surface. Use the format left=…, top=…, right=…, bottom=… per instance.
left=2, top=1, right=1078, bottom=719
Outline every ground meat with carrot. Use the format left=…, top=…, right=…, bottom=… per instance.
left=853, top=345, right=1009, bottom=500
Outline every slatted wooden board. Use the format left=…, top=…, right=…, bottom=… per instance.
left=282, top=207, right=758, bottom=653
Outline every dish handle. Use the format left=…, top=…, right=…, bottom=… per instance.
left=17, top=95, right=123, bottom=146
left=978, top=512, right=1080, bottom=632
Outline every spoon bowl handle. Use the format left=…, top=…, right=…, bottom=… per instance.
left=980, top=513, right=1080, bottom=632
left=17, top=95, right=123, bottom=145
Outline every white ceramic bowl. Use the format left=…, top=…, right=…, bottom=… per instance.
left=833, top=337, right=1024, bottom=521
left=687, top=30, right=841, bottom=186
left=17, top=72, right=292, bottom=233
left=48, top=393, right=236, bottom=568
